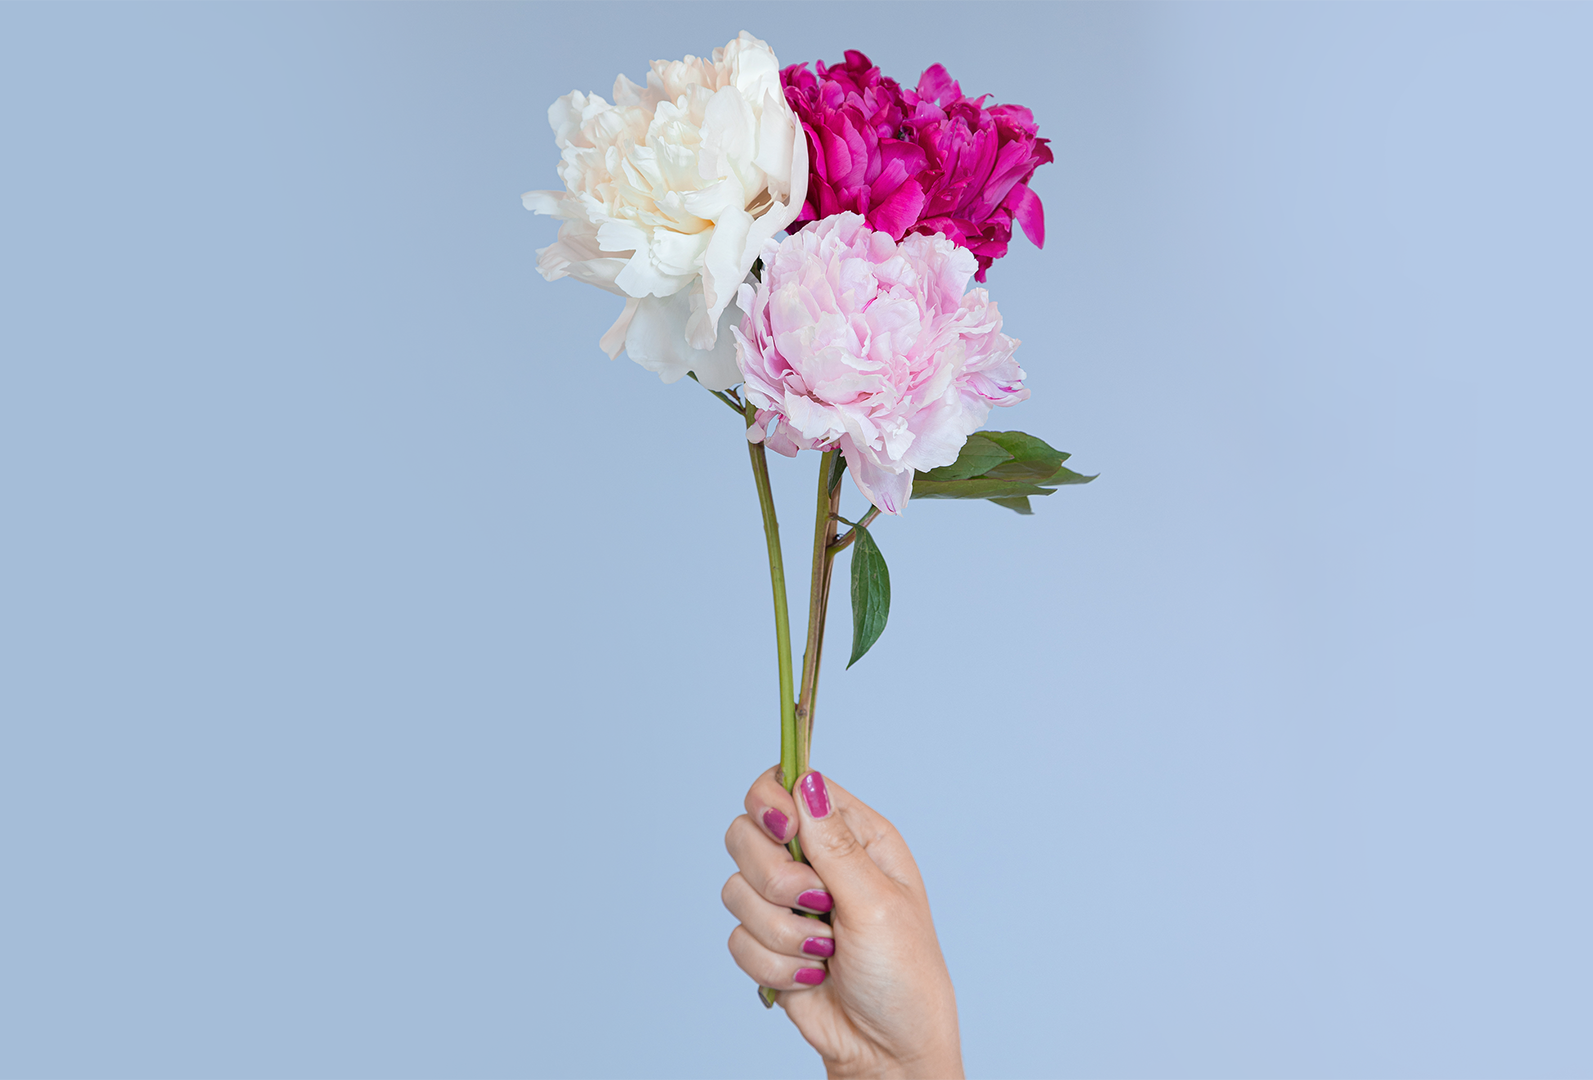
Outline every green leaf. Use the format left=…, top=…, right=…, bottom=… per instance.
left=979, top=430, right=1070, bottom=465
left=911, top=477, right=1055, bottom=500
left=847, top=524, right=890, bottom=669
left=911, top=430, right=1095, bottom=509
left=917, top=433, right=1012, bottom=482
left=827, top=448, right=848, bottom=495
left=1041, top=464, right=1095, bottom=487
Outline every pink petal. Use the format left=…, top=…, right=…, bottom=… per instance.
left=915, top=64, right=960, bottom=107
left=868, top=179, right=926, bottom=239
left=1006, top=182, right=1045, bottom=248
left=819, top=125, right=851, bottom=182
left=842, top=439, right=913, bottom=515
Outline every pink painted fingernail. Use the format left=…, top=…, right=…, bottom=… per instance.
left=794, top=967, right=826, bottom=986
left=762, top=808, right=790, bottom=841
left=799, top=772, right=830, bottom=818
left=801, top=936, right=835, bottom=958
left=796, top=889, right=833, bottom=913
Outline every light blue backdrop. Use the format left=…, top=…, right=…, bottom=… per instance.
left=2, top=3, right=1589, bottom=1077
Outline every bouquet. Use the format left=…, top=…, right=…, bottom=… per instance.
left=523, top=29, right=1090, bottom=1003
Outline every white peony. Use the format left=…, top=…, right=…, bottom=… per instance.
left=523, top=31, right=808, bottom=391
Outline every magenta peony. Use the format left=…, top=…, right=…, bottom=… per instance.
left=734, top=213, right=1029, bottom=514
left=781, top=52, right=1052, bottom=281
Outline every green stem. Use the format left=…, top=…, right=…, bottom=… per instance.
left=796, top=451, right=841, bottom=775
left=744, top=403, right=797, bottom=815
left=688, top=372, right=745, bottom=416
left=827, top=506, right=881, bottom=554
left=753, top=445, right=833, bottom=1010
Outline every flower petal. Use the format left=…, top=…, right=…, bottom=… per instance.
left=1006, top=182, right=1045, bottom=248
left=624, top=289, right=744, bottom=389
left=841, top=436, right=913, bottom=515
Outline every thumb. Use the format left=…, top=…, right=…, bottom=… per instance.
left=792, top=771, right=889, bottom=910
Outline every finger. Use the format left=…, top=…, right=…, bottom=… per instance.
left=724, top=814, right=834, bottom=914
left=791, top=771, right=892, bottom=910
left=722, top=872, right=837, bottom=961
left=808, top=774, right=923, bottom=890
left=727, top=924, right=828, bottom=992
left=744, top=765, right=799, bottom=845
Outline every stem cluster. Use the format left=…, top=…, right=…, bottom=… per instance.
left=741, top=401, right=859, bottom=863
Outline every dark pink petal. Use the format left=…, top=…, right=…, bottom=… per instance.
left=1006, top=182, right=1045, bottom=247
left=840, top=117, right=869, bottom=189
left=869, top=179, right=926, bottom=239
left=915, top=63, right=960, bottom=107
left=817, top=175, right=844, bottom=218
left=987, top=103, right=1038, bottom=135
left=806, top=124, right=830, bottom=182
left=879, top=138, right=927, bottom=176
left=958, top=127, right=1001, bottom=210
left=819, top=125, right=852, bottom=183
left=871, top=156, right=910, bottom=197
left=971, top=137, right=1037, bottom=218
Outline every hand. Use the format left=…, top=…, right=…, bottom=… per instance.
left=722, top=767, right=963, bottom=1079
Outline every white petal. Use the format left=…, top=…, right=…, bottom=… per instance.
left=690, top=207, right=753, bottom=348
left=600, top=298, right=641, bottom=359
left=535, top=220, right=630, bottom=295
left=697, top=86, right=756, bottom=181
left=744, top=97, right=809, bottom=245
left=521, top=189, right=564, bottom=215
left=623, top=288, right=745, bottom=389
left=752, top=90, right=795, bottom=195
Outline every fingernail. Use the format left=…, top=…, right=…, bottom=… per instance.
left=793, top=967, right=826, bottom=986
left=801, top=936, right=835, bottom=958
left=799, top=772, right=831, bottom=818
left=762, top=808, right=790, bottom=841
left=796, top=889, right=833, bottom=913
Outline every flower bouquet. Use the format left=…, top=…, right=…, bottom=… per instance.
left=524, top=29, right=1091, bottom=1001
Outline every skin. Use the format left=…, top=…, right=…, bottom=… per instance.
left=722, top=767, right=964, bottom=1079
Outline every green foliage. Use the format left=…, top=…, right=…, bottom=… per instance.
left=846, top=524, right=890, bottom=669
left=912, top=431, right=1094, bottom=512
left=827, top=448, right=848, bottom=495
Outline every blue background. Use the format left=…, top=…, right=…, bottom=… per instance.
left=2, top=3, right=1589, bottom=1077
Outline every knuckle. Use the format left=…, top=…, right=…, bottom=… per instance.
left=724, top=814, right=749, bottom=855
left=819, top=825, right=864, bottom=861
left=770, top=862, right=816, bottom=903
left=721, top=872, right=745, bottom=912
left=779, top=919, right=811, bottom=955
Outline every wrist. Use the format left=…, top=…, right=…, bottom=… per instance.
left=825, top=1042, right=963, bottom=1080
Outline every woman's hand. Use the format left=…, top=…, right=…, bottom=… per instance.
left=722, top=767, right=963, bottom=1079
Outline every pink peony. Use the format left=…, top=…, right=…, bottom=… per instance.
left=734, top=213, right=1029, bottom=514
left=781, top=52, right=1052, bottom=281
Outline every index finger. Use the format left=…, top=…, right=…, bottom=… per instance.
left=744, top=765, right=799, bottom=845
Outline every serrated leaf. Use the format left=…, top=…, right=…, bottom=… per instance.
left=989, top=496, right=1033, bottom=514
left=847, top=525, right=890, bottom=669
